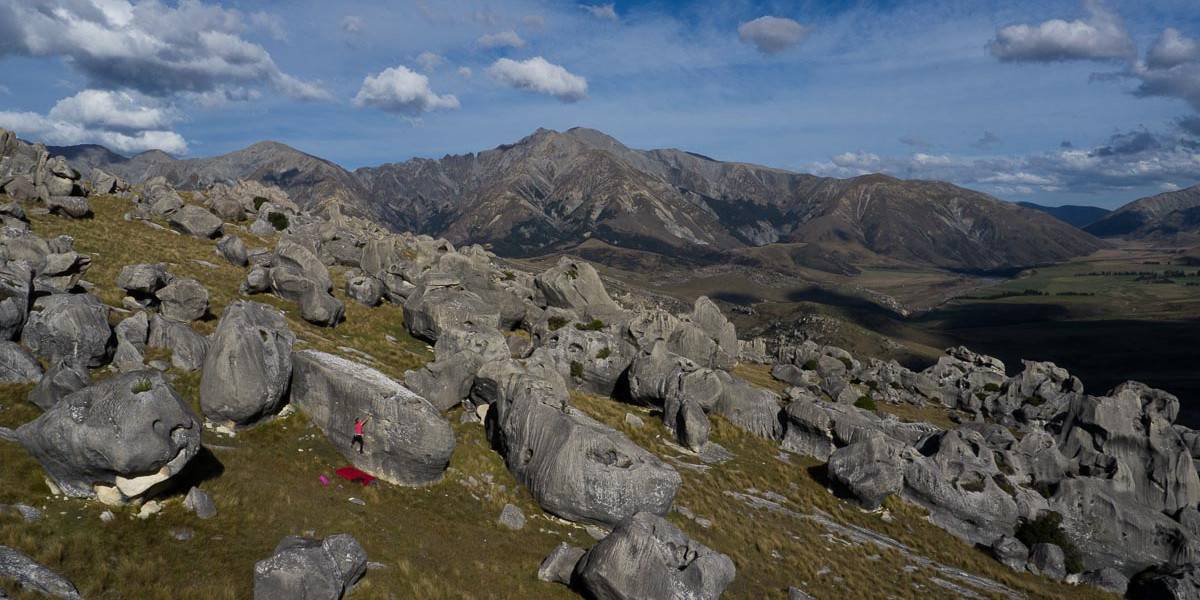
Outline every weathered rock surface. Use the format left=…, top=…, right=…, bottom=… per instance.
left=22, top=294, right=112, bottom=367
left=572, top=512, right=736, bottom=600
left=200, top=301, right=294, bottom=427
left=0, top=545, right=82, bottom=600
left=535, top=257, right=623, bottom=320
left=169, top=205, right=223, bottom=238
left=253, top=534, right=366, bottom=600
left=156, top=277, right=209, bottom=322
left=290, top=350, right=454, bottom=485
left=0, top=341, right=42, bottom=384
left=15, top=371, right=200, bottom=501
left=26, top=358, right=87, bottom=410
left=487, top=371, right=680, bottom=526
left=537, top=542, right=586, bottom=585
left=827, top=434, right=906, bottom=510
left=147, top=315, right=209, bottom=371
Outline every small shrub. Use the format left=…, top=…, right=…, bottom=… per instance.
left=838, top=357, right=854, bottom=370
left=131, top=378, right=153, bottom=394
left=1015, top=511, right=1084, bottom=573
left=802, top=359, right=818, bottom=370
left=853, top=395, right=876, bottom=411
left=547, top=316, right=568, bottom=331
left=959, top=474, right=986, bottom=493
left=596, top=347, right=611, bottom=360
left=252, top=196, right=269, bottom=210
left=501, top=270, right=516, bottom=281
left=992, top=474, right=1017, bottom=498
left=566, top=265, right=579, bottom=280
left=983, top=383, right=1001, bottom=392
left=267, top=211, right=289, bottom=231
left=574, top=319, right=605, bottom=331
left=570, top=361, right=584, bottom=379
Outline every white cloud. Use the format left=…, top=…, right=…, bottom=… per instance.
left=0, top=0, right=330, bottom=102
left=737, top=16, right=810, bottom=55
left=48, top=89, right=177, bottom=132
left=0, top=89, right=187, bottom=155
left=416, top=51, right=446, bottom=73
left=249, top=11, right=287, bottom=41
left=487, top=57, right=588, bottom=102
left=341, top=15, right=363, bottom=34
left=353, top=66, right=460, bottom=116
left=457, top=67, right=473, bottom=79
left=1161, top=182, right=1182, bottom=191
left=477, top=30, right=526, bottom=50
left=988, top=0, right=1133, bottom=62
left=580, top=4, right=617, bottom=21
left=1147, top=28, right=1200, bottom=70
left=811, top=127, right=1200, bottom=196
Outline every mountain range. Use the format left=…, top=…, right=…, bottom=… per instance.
left=55, top=127, right=1107, bottom=272
left=1084, top=184, right=1200, bottom=242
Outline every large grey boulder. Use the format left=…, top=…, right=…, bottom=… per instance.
left=713, top=376, right=783, bottom=440
left=404, top=325, right=508, bottom=412
left=667, top=296, right=738, bottom=370
left=147, top=315, right=209, bottom=371
left=827, top=434, right=906, bottom=510
left=112, top=311, right=149, bottom=371
left=901, top=427, right=1025, bottom=548
left=116, top=263, right=172, bottom=298
left=253, top=534, right=366, bottom=600
left=403, top=281, right=499, bottom=342
left=216, top=235, right=249, bottom=266
left=991, top=535, right=1029, bottom=572
left=0, top=260, right=33, bottom=340
left=345, top=274, right=382, bottom=307
left=290, top=350, right=455, bottom=486
left=1027, top=543, right=1066, bottom=581
left=27, top=358, right=87, bottom=410
left=45, top=196, right=91, bottom=219
left=535, top=257, right=623, bottom=320
left=536, top=319, right=636, bottom=397
left=0, top=545, right=82, bottom=600
left=537, top=542, right=586, bottom=585
left=156, top=277, right=209, bottom=322
left=0, top=341, right=42, bottom=384
left=169, top=205, right=223, bottom=238
left=22, top=294, right=112, bottom=367
left=14, top=370, right=200, bottom=501
left=487, top=372, right=681, bottom=526
left=1057, top=382, right=1200, bottom=515
left=922, top=346, right=1007, bottom=410
left=274, top=239, right=332, bottom=291
left=573, top=512, right=736, bottom=600
left=200, top=301, right=294, bottom=427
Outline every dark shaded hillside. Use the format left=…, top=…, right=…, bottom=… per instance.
left=1086, top=184, right=1200, bottom=240
left=1017, top=201, right=1110, bottom=228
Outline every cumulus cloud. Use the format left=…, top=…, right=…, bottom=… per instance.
left=1147, top=28, right=1200, bottom=69
left=580, top=4, right=617, bottom=21
left=1127, top=31, right=1200, bottom=112
left=353, top=66, right=460, bottom=116
left=737, top=16, right=810, bottom=55
left=457, top=67, right=473, bottom=79
left=416, top=51, right=446, bottom=73
left=810, top=127, right=1200, bottom=196
left=0, top=0, right=330, bottom=102
left=0, top=89, right=187, bottom=154
left=487, top=57, right=587, bottom=102
left=988, top=0, right=1133, bottom=62
left=477, top=30, right=526, bottom=50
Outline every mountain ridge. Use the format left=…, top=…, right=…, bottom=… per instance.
left=53, top=126, right=1106, bottom=272
left=1085, top=184, right=1200, bottom=241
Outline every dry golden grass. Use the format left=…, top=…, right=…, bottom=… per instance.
left=732, top=362, right=790, bottom=395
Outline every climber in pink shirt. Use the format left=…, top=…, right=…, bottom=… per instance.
left=352, top=416, right=369, bottom=454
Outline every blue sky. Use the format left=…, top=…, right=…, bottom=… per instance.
left=1, top=0, right=1199, bottom=208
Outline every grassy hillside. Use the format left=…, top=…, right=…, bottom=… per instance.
left=0, top=194, right=1111, bottom=599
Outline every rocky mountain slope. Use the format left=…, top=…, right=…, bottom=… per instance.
left=1017, top=202, right=1110, bottom=228
left=1, top=128, right=1197, bottom=599
left=52, top=127, right=1105, bottom=273
left=1085, top=184, right=1200, bottom=241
